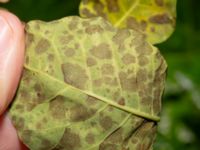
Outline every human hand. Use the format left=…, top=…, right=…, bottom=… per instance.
left=0, top=10, right=27, bottom=150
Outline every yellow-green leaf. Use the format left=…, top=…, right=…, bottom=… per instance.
left=79, top=0, right=177, bottom=44
left=9, top=16, right=167, bottom=150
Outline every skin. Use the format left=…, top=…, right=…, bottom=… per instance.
left=0, top=10, right=28, bottom=150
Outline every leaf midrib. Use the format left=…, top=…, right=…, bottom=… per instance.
left=114, top=0, right=139, bottom=27
left=24, top=64, right=160, bottom=122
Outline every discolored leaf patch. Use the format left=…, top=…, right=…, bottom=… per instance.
left=9, top=16, right=167, bottom=150
left=79, top=0, right=177, bottom=44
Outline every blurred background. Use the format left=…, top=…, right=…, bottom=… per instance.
left=1, top=0, right=199, bottom=149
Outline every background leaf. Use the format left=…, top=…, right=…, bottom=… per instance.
left=79, top=0, right=177, bottom=45
left=9, top=16, right=166, bottom=150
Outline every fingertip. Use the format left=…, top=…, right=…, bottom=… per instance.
left=0, top=10, right=25, bottom=114
left=0, top=113, right=28, bottom=150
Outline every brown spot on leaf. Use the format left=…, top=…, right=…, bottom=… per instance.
left=149, top=13, right=172, bottom=24
left=106, top=0, right=119, bottom=12
left=101, top=64, right=114, bottom=75
left=14, top=117, right=25, bottom=130
left=59, top=128, right=81, bottom=150
left=68, top=17, right=79, bottom=30
left=113, top=29, right=130, bottom=44
left=26, top=33, right=34, bottom=46
left=39, top=139, right=52, bottom=150
left=64, top=47, right=75, bottom=57
left=49, top=96, right=66, bottom=119
left=86, top=96, right=98, bottom=105
left=87, top=57, right=97, bottom=67
left=85, top=25, right=104, bottom=34
left=138, top=55, right=149, bottom=66
left=90, top=43, right=112, bottom=59
left=104, top=77, right=118, bottom=86
left=35, top=39, right=50, bottom=54
left=151, top=27, right=156, bottom=32
left=62, top=63, right=89, bottom=89
left=21, top=130, right=33, bottom=144
left=155, top=0, right=164, bottom=6
left=81, top=8, right=96, bottom=17
left=93, top=1, right=106, bottom=18
left=135, top=42, right=153, bottom=55
left=48, top=54, right=54, bottom=61
left=122, top=53, right=136, bottom=65
left=25, top=56, right=29, bottom=64
left=106, top=128, right=123, bottom=143
left=99, top=143, right=117, bottom=150
left=70, top=104, right=95, bottom=122
left=82, top=21, right=90, bottom=27
left=99, top=116, right=113, bottom=130
left=118, top=98, right=125, bottom=106
left=82, top=0, right=89, bottom=5
left=140, top=20, right=148, bottom=31
left=36, top=122, right=43, bottom=129
left=59, top=35, right=73, bottom=45
left=119, top=72, right=137, bottom=91
left=137, top=69, right=148, bottom=83
left=85, top=133, right=95, bottom=144
left=15, top=104, right=24, bottom=110
left=127, top=17, right=141, bottom=30
left=93, top=78, right=103, bottom=87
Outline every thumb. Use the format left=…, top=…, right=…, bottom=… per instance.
left=0, top=10, right=25, bottom=115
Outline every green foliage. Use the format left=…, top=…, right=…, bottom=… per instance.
left=10, top=16, right=166, bottom=149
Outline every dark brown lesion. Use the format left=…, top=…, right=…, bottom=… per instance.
left=87, top=57, right=97, bottom=67
left=93, top=0, right=106, bottom=17
left=105, top=0, right=120, bottom=13
left=138, top=55, right=149, bottom=66
left=59, top=35, right=73, bottom=45
left=49, top=95, right=66, bottom=120
left=26, top=33, right=34, bottom=46
left=85, top=25, right=104, bottom=34
left=155, top=0, right=164, bottom=7
left=149, top=13, right=172, bottom=24
left=85, top=133, right=96, bottom=144
left=126, top=17, right=140, bottom=30
left=101, top=64, right=114, bottom=75
left=59, top=128, right=81, bottom=150
left=112, top=29, right=130, bottom=45
left=121, top=53, right=136, bottom=65
left=61, top=63, right=89, bottom=89
left=90, top=43, right=112, bottom=59
left=35, top=38, right=50, bottom=54
left=69, top=104, right=95, bottom=122
left=92, top=78, right=103, bottom=87
left=119, top=72, right=137, bottom=91
left=64, top=47, right=76, bottom=57
left=103, top=76, right=118, bottom=86
left=81, top=8, right=96, bottom=17
left=99, top=115, right=113, bottom=130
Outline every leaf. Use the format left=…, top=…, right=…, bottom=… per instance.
left=9, top=16, right=167, bottom=150
left=79, top=0, right=177, bottom=44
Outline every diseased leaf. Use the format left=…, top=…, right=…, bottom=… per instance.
left=79, top=0, right=177, bottom=44
left=9, top=16, right=167, bottom=150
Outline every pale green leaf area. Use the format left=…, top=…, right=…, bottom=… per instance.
left=79, top=0, right=177, bottom=44
left=9, top=16, right=167, bottom=150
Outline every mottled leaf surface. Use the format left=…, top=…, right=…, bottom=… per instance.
left=9, top=16, right=167, bottom=150
left=79, top=0, right=177, bottom=44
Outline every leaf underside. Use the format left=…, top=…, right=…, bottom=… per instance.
left=9, top=16, right=167, bottom=150
left=79, top=0, right=177, bottom=44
